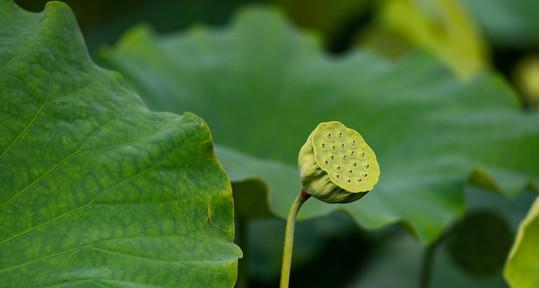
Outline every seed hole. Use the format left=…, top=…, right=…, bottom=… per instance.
left=339, top=132, right=343, bottom=137
left=342, top=155, right=347, bottom=160
left=336, top=165, right=341, bottom=170
left=353, top=162, right=357, bottom=167
left=350, top=151, right=355, bottom=156
left=357, top=178, right=362, bottom=182
left=322, top=143, right=326, bottom=149
left=336, top=174, right=340, bottom=179
left=352, top=140, right=357, bottom=145
left=324, top=160, right=329, bottom=165
left=363, top=173, right=368, bottom=177
left=340, top=143, right=345, bottom=149
left=361, top=152, right=366, bottom=157
left=347, top=179, right=351, bottom=183
left=364, top=164, right=370, bottom=169
left=348, top=169, right=353, bottom=174
left=330, top=155, right=335, bottom=160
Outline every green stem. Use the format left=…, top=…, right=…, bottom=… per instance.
left=419, top=244, right=434, bottom=288
left=279, top=189, right=311, bottom=288
left=419, top=237, right=442, bottom=288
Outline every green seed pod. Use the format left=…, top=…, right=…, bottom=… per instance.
left=298, top=121, right=380, bottom=203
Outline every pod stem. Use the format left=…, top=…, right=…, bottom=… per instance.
left=279, top=189, right=311, bottom=288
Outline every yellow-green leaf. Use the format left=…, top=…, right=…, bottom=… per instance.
left=375, top=0, right=489, bottom=78
left=504, top=197, right=539, bottom=288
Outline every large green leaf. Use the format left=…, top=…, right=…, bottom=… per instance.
left=100, top=7, right=539, bottom=244
left=0, top=1, right=241, bottom=287
left=505, top=197, right=539, bottom=288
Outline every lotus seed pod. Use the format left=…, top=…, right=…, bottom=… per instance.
left=298, top=121, right=380, bottom=203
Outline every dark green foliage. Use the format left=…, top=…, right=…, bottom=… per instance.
left=446, top=211, right=512, bottom=275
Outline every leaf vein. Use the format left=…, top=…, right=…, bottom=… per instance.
left=0, top=166, right=157, bottom=244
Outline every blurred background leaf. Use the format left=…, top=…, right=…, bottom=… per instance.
left=99, top=8, right=539, bottom=245
left=351, top=187, right=536, bottom=288
left=359, top=0, right=489, bottom=79
left=461, top=0, right=539, bottom=108
left=462, top=0, right=539, bottom=49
